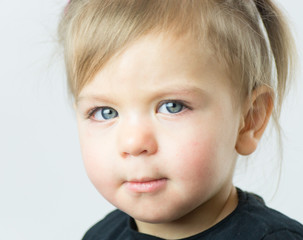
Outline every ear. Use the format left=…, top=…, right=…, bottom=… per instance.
left=235, top=86, right=274, bottom=156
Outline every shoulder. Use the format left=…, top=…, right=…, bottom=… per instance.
left=82, top=209, right=129, bottom=240
left=230, top=189, right=303, bottom=239
left=262, top=230, right=303, bottom=240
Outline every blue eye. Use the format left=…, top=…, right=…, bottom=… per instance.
left=158, top=101, right=185, bottom=114
left=89, top=107, right=118, bottom=121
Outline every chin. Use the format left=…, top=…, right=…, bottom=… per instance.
left=132, top=214, right=172, bottom=224
left=124, top=205, right=192, bottom=224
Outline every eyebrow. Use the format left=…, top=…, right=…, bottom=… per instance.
left=76, top=85, right=207, bottom=104
left=153, top=86, right=206, bottom=98
left=76, top=94, right=113, bottom=105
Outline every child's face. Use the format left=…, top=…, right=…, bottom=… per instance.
left=76, top=34, right=242, bottom=225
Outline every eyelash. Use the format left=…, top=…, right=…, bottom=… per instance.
left=86, top=106, right=107, bottom=119
left=85, top=100, right=191, bottom=120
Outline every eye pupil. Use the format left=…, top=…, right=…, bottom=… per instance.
left=101, top=108, right=118, bottom=119
left=166, top=102, right=183, bottom=113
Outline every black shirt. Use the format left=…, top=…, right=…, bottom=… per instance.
left=82, top=189, right=303, bottom=239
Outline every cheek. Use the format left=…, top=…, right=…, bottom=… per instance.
left=78, top=131, right=118, bottom=195
left=168, top=124, right=234, bottom=187
left=172, top=133, right=217, bottom=179
left=79, top=126, right=111, bottom=168
left=82, top=144, right=121, bottom=203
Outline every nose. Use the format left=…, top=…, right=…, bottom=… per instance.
left=117, top=117, right=158, bottom=158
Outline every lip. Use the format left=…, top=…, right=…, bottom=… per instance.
left=124, top=178, right=167, bottom=193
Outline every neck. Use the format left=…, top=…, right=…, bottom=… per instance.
left=135, top=185, right=238, bottom=239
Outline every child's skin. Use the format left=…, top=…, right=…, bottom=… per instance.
left=75, top=33, right=273, bottom=239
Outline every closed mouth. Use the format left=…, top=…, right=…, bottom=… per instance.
left=124, top=178, right=167, bottom=193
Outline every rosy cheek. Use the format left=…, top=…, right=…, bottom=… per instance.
left=174, top=137, right=217, bottom=181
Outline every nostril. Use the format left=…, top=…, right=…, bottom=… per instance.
left=121, top=152, right=130, bottom=159
left=122, top=149, right=149, bottom=158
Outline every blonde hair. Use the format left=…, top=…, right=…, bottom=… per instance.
left=58, top=0, right=296, bottom=135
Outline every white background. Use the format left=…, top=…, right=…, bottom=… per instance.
left=0, top=0, right=302, bottom=239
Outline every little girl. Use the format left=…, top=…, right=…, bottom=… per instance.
left=58, top=0, right=303, bottom=239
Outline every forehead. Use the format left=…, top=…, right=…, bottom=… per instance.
left=78, top=33, right=231, bottom=98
